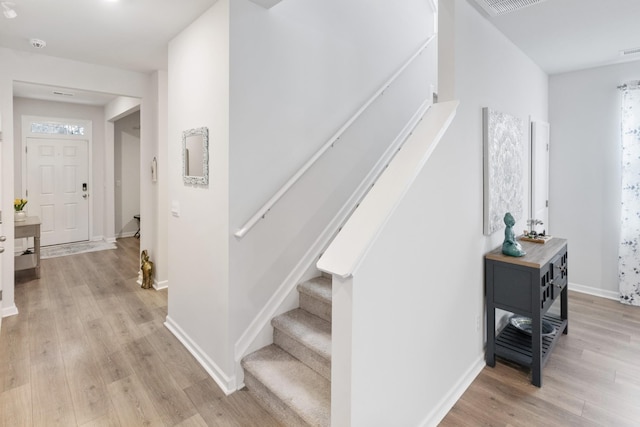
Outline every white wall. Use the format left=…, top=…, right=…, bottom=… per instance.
left=228, top=0, right=434, bottom=220
left=12, top=98, right=107, bottom=240
left=166, top=0, right=438, bottom=391
left=114, top=111, right=141, bottom=237
left=444, top=0, right=549, bottom=246
left=549, top=61, right=640, bottom=299
left=149, top=70, right=169, bottom=289
left=228, top=0, right=436, bottom=372
left=0, top=48, right=151, bottom=317
left=326, top=1, right=546, bottom=424
left=166, top=0, right=233, bottom=389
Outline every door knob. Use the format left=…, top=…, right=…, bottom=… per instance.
left=0, top=235, right=5, bottom=242
left=82, top=194, right=89, bottom=199
left=0, top=247, right=4, bottom=253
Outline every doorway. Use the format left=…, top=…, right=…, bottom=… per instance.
left=21, top=116, right=92, bottom=247
left=113, top=111, right=141, bottom=238
left=531, top=120, right=550, bottom=231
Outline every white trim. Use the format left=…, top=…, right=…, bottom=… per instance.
left=2, top=304, right=19, bottom=318
left=419, top=356, right=485, bottom=427
left=153, top=279, right=168, bottom=290
left=568, top=282, right=619, bottom=301
left=117, top=231, right=137, bottom=239
left=164, top=316, right=236, bottom=394
left=317, top=101, right=459, bottom=278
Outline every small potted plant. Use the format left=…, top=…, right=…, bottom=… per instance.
left=14, top=198, right=28, bottom=222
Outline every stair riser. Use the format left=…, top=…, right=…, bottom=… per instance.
left=274, top=329, right=331, bottom=381
left=243, top=369, right=312, bottom=427
left=299, top=293, right=331, bottom=323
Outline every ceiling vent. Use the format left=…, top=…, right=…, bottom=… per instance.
left=473, top=0, right=550, bottom=16
left=620, top=47, right=640, bottom=57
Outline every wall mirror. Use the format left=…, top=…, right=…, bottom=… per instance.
left=182, top=127, right=209, bottom=185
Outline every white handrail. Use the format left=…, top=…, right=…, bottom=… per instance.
left=234, top=34, right=437, bottom=239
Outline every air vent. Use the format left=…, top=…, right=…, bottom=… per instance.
left=474, top=0, right=549, bottom=16
left=620, top=47, right=640, bottom=57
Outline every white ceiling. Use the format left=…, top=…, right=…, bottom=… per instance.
left=3, top=0, right=640, bottom=106
left=469, top=0, right=640, bottom=75
left=0, top=0, right=217, bottom=73
left=2, top=0, right=218, bottom=105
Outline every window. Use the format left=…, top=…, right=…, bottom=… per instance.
left=30, top=122, right=85, bottom=136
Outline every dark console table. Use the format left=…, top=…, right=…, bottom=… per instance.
left=485, top=238, right=568, bottom=387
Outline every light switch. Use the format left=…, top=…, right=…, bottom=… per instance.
left=171, top=200, right=180, bottom=217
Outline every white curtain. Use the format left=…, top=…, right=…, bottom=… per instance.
left=619, top=83, right=640, bottom=306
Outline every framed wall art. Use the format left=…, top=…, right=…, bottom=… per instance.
left=483, top=107, right=525, bottom=235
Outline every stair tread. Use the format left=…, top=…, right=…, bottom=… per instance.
left=242, top=344, right=330, bottom=427
left=297, top=277, right=332, bottom=304
left=272, top=309, right=331, bottom=361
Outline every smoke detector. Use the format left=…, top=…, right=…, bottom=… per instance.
left=30, top=38, right=47, bottom=49
left=473, top=0, right=550, bottom=17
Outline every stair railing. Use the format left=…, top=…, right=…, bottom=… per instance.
left=234, top=34, right=437, bottom=239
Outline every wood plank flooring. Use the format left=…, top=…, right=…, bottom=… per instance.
left=0, top=238, right=279, bottom=427
left=440, top=291, right=640, bottom=427
left=4, top=239, right=640, bottom=426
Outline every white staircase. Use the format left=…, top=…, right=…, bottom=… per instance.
left=242, top=276, right=332, bottom=426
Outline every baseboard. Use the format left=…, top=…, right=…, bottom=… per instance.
left=164, top=315, right=236, bottom=395
left=2, top=304, right=19, bottom=318
left=118, top=231, right=137, bottom=239
left=153, top=279, right=168, bottom=290
left=569, top=282, right=619, bottom=301
left=420, top=355, right=485, bottom=427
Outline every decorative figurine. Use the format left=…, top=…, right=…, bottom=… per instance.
left=140, top=249, right=154, bottom=289
left=502, top=212, right=526, bottom=257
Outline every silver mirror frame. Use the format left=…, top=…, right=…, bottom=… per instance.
left=182, top=127, right=209, bottom=185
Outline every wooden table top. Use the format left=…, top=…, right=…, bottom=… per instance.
left=15, top=216, right=41, bottom=228
left=485, top=237, right=567, bottom=269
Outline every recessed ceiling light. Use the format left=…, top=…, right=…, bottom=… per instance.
left=2, top=2, right=17, bottom=19
left=30, top=38, right=47, bottom=49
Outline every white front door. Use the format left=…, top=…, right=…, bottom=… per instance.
left=531, top=121, right=550, bottom=232
left=26, top=138, right=89, bottom=246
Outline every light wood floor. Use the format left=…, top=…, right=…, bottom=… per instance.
left=0, top=238, right=279, bottom=427
left=440, top=291, right=640, bottom=427
left=4, top=241, right=640, bottom=427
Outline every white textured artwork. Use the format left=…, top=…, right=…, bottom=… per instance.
left=483, top=107, right=525, bottom=235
